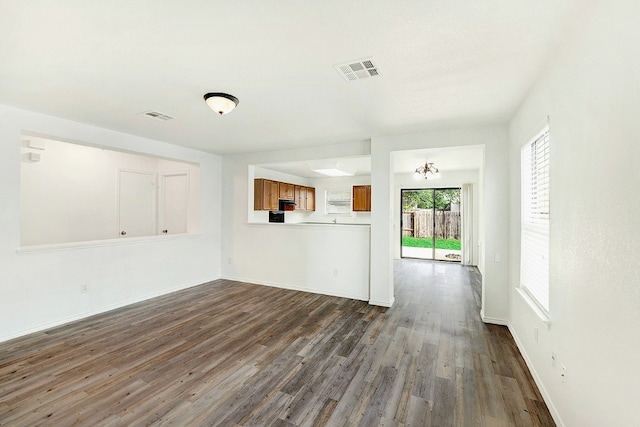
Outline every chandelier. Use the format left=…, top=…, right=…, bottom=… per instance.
left=413, top=161, right=441, bottom=180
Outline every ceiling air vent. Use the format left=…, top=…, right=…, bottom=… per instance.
left=141, top=110, right=174, bottom=121
left=335, top=58, right=381, bottom=82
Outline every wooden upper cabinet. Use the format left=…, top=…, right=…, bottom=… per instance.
left=352, top=185, right=371, bottom=212
left=255, top=178, right=316, bottom=211
left=294, top=185, right=306, bottom=210
left=254, top=178, right=279, bottom=210
left=305, top=187, right=315, bottom=211
left=279, top=182, right=294, bottom=200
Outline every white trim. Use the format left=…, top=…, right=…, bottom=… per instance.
left=516, top=287, right=551, bottom=329
left=17, top=233, right=201, bottom=254
left=369, top=297, right=395, bottom=308
left=520, top=116, right=550, bottom=149
left=508, top=323, right=565, bottom=427
left=480, top=310, right=509, bottom=326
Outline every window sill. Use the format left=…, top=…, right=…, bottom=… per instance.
left=17, top=233, right=201, bottom=254
left=516, top=287, right=551, bottom=329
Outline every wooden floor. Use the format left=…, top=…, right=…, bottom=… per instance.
left=0, top=259, right=554, bottom=426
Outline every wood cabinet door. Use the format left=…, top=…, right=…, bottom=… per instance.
left=306, top=187, right=315, bottom=211
left=267, top=180, right=279, bottom=210
left=294, top=185, right=306, bottom=210
left=279, top=182, right=294, bottom=200
left=353, top=185, right=371, bottom=212
left=254, top=178, right=279, bottom=210
left=254, top=179, right=265, bottom=210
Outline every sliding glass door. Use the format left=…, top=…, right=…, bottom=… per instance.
left=401, top=188, right=461, bottom=262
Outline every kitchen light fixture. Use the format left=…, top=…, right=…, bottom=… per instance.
left=312, top=168, right=353, bottom=177
left=311, top=161, right=355, bottom=177
left=203, top=92, right=239, bottom=115
left=413, top=161, right=441, bottom=180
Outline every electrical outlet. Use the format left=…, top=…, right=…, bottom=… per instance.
left=228, top=257, right=232, bottom=265
left=333, top=268, right=338, bottom=277
left=80, top=284, right=88, bottom=293
left=561, top=364, right=567, bottom=385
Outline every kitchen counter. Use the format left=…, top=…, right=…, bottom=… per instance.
left=235, top=221, right=371, bottom=302
left=248, top=222, right=370, bottom=227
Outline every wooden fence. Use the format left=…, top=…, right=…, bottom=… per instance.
left=402, top=210, right=460, bottom=240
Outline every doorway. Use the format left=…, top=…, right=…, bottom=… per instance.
left=401, top=188, right=461, bottom=262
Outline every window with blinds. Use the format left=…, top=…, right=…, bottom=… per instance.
left=325, top=188, right=352, bottom=214
left=521, top=126, right=550, bottom=313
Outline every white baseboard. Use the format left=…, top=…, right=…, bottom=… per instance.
left=369, top=297, right=395, bottom=308
left=480, top=309, right=509, bottom=326
left=221, top=275, right=369, bottom=302
left=508, top=324, right=565, bottom=427
left=0, top=278, right=216, bottom=344
left=479, top=310, right=563, bottom=426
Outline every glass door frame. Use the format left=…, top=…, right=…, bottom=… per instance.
left=400, top=187, right=462, bottom=263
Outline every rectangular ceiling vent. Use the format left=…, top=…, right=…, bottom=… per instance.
left=141, top=110, right=174, bottom=121
left=335, top=58, right=381, bottom=82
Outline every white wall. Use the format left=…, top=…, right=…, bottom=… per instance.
left=507, top=2, right=640, bottom=426
left=393, top=169, right=480, bottom=264
left=305, top=175, right=371, bottom=224
left=222, top=141, right=372, bottom=301
left=0, top=104, right=222, bottom=342
left=370, top=126, right=509, bottom=316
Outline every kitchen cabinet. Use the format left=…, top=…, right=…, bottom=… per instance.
left=305, top=187, right=315, bottom=211
left=279, top=182, right=294, bottom=200
left=254, top=178, right=279, bottom=210
left=294, top=185, right=306, bottom=210
left=352, top=185, right=371, bottom=212
left=255, top=179, right=316, bottom=211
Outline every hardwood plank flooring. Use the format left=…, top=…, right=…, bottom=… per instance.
left=0, top=260, right=554, bottom=426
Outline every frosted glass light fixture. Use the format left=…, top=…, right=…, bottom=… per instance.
left=204, top=92, right=239, bottom=115
left=414, top=161, right=440, bottom=180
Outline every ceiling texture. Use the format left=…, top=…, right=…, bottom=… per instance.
left=0, top=1, right=581, bottom=156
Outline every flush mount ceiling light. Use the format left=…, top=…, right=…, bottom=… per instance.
left=413, top=161, right=441, bottom=180
left=203, top=92, right=239, bottom=115
left=310, top=160, right=355, bottom=177
left=313, top=168, right=353, bottom=177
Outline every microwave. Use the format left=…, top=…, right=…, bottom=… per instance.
left=268, top=210, right=285, bottom=223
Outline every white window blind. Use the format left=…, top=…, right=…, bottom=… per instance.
left=521, top=127, right=550, bottom=313
left=326, top=188, right=351, bottom=214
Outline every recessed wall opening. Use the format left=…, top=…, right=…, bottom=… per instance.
left=20, top=134, right=200, bottom=247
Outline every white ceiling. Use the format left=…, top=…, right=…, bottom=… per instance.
left=0, top=1, right=580, bottom=155
left=259, top=145, right=483, bottom=177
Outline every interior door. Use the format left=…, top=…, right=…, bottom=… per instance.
left=159, top=173, right=188, bottom=234
left=118, top=170, right=156, bottom=238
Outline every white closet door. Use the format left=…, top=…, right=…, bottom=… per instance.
left=159, top=173, right=188, bottom=235
left=118, top=170, right=156, bottom=238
